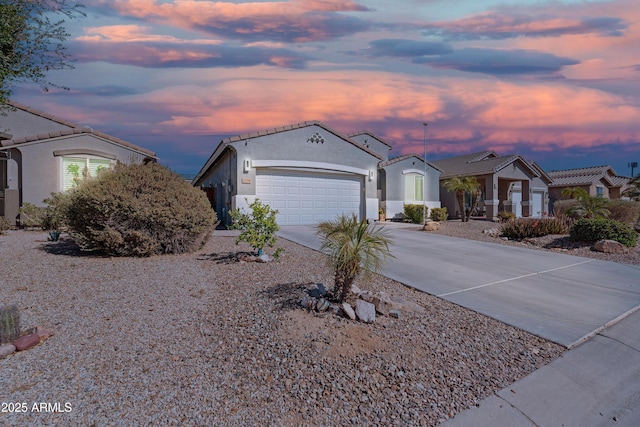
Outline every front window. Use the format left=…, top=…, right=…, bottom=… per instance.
left=404, top=173, right=424, bottom=202
left=596, top=186, right=604, bottom=197
left=63, top=157, right=112, bottom=190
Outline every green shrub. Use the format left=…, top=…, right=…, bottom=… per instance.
left=570, top=218, right=637, bottom=247
left=0, top=216, right=12, bottom=234
left=0, top=304, right=20, bottom=344
left=607, top=200, right=640, bottom=227
left=229, top=198, right=280, bottom=256
left=64, top=162, right=218, bottom=256
left=18, top=202, right=46, bottom=228
left=501, top=218, right=569, bottom=239
left=403, top=204, right=424, bottom=224
left=430, top=207, right=448, bottom=222
left=497, top=211, right=516, bottom=222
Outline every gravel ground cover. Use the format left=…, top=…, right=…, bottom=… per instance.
left=424, top=219, right=640, bottom=266
left=1, top=229, right=566, bottom=426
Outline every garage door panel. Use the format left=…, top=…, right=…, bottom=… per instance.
left=256, top=170, right=361, bottom=225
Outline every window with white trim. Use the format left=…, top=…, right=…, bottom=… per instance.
left=596, top=186, right=604, bottom=197
left=404, top=173, right=424, bottom=202
left=63, top=157, right=112, bottom=190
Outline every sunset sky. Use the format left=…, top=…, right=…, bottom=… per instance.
left=10, top=0, right=640, bottom=177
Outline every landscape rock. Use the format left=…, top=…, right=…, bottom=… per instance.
left=422, top=222, right=440, bottom=231
left=371, top=291, right=394, bottom=316
left=36, top=326, right=54, bottom=340
left=389, top=310, right=401, bottom=319
left=358, top=290, right=374, bottom=302
left=14, top=333, right=40, bottom=351
left=342, top=302, right=356, bottom=320
left=256, top=254, right=272, bottom=263
left=0, top=343, right=16, bottom=358
left=483, top=228, right=501, bottom=237
left=328, top=304, right=341, bottom=315
left=299, top=295, right=317, bottom=310
left=355, top=300, right=376, bottom=323
left=315, top=298, right=330, bottom=312
left=593, top=239, right=627, bottom=254
left=308, top=283, right=328, bottom=298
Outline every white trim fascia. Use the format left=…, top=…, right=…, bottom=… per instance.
left=251, top=160, right=369, bottom=176
left=402, top=168, right=425, bottom=176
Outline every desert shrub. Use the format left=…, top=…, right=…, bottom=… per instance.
left=403, top=204, right=424, bottom=224
left=497, top=211, right=516, bottom=223
left=567, top=195, right=610, bottom=219
left=607, top=199, right=640, bottom=227
left=229, top=198, right=280, bottom=256
left=0, top=216, right=12, bottom=234
left=570, top=218, right=638, bottom=248
left=430, top=207, right=448, bottom=222
left=64, top=162, right=218, bottom=256
left=0, top=304, right=20, bottom=344
left=552, top=199, right=579, bottom=218
left=501, top=218, right=569, bottom=239
left=18, top=202, right=46, bottom=228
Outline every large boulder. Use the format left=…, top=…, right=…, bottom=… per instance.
left=355, top=300, right=376, bottom=323
left=422, top=222, right=440, bottom=231
left=593, top=239, right=628, bottom=254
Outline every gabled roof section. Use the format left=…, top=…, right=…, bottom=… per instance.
left=348, top=131, right=393, bottom=148
left=433, top=151, right=537, bottom=179
left=193, top=121, right=384, bottom=185
left=530, top=162, right=553, bottom=185
left=547, top=165, right=621, bottom=187
left=378, top=154, right=443, bottom=172
left=0, top=101, right=156, bottom=157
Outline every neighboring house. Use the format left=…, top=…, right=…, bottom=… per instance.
left=547, top=166, right=631, bottom=204
left=0, top=101, right=156, bottom=224
left=192, top=123, right=442, bottom=226
left=348, top=132, right=442, bottom=220
left=432, top=151, right=552, bottom=220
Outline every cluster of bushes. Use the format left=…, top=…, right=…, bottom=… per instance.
left=42, top=162, right=218, bottom=256
left=0, top=216, right=12, bottom=234
left=501, top=218, right=569, bottom=239
left=499, top=192, right=640, bottom=247
left=497, top=211, right=516, bottom=222
left=570, top=218, right=637, bottom=248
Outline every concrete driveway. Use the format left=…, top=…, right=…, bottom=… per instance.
left=277, top=224, right=640, bottom=348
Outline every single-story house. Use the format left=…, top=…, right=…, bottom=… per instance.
left=192, top=123, right=442, bottom=226
left=348, top=131, right=442, bottom=220
left=547, top=166, right=630, bottom=203
left=0, top=101, right=157, bottom=224
left=432, top=151, right=552, bottom=220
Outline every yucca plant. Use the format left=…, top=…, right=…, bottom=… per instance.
left=0, top=304, right=20, bottom=344
left=316, top=214, right=394, bottom=303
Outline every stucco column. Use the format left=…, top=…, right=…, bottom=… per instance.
left=521, top=180, right=531, bottom=217
left=484, top=175, right=499, bottom=221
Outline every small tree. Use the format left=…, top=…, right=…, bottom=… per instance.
left=567, top=194, right=610, bottom=219
left=623, top=174, right=640, bottom=201
left=316, top=214, right=394, bottom=303
left=443, top=176, right=480, bottom=222
left=229, top=198, right=280, bottom=256
left=560, top=187, right=589, bottom=200
left=1, top=0, right=85, bottom=106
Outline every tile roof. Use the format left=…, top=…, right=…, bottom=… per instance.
left=0, top=101, right=156, bottom=157
left=547, top=165, right=623, bottom=187
left=347, top=131, right=394, bottom=148
left=432, top=151, right=538, bottom=179
left=378, top=154, right=443, bottom=172
left=222, top=120, right=384, bottom=160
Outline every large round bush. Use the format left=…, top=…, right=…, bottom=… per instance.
left=65, top=163, right=218, bottom=256
left=570, top=218, right=637, bottom=248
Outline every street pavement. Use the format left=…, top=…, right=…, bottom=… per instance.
left=277, top=223, right=640, bottom=426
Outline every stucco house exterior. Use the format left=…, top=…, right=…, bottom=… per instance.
left=193, top=123, right=442, bottom=226
left=0, top=102, right=156, bottom=224
left=547, top=166, right=630, bottom=205
left=432, top=151, right=552, bottom=220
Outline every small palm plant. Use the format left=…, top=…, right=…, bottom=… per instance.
left=316, top=214, right=394, bottom=303
left=443, top=176, right=481, bottom=222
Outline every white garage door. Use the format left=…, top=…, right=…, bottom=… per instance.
left=256, top=170, right=362, bottom=225
left=512, top=190, right=544, bottom=218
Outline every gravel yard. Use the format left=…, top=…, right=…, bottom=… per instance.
left=2, top=228, right=567, bottom=426
left=425, top=219, right=640, bottom=266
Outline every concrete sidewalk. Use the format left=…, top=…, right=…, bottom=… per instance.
left=277, top=223, right=640, bottom=426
